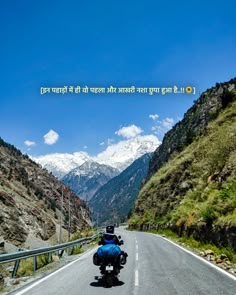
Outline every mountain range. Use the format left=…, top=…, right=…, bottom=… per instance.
left=32, top=152, right=91, bottom=179
left=89, top=153, right=152, bottom=225
left=62, top=160, right=119, bottom=202
left=33, top=135, right=160, bottom=179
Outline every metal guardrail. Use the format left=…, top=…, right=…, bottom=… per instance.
left=0, top=232, right=103, bottom=277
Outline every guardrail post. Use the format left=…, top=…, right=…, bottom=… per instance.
left=48, top=252, right=52, bottom=263
left=12, top=248, right=24, bottom=278
left=12, top=259, right=20, bottom=278
left=33, top=256, right=37, bottom=272
left=59, top=250, right=64, bottom=258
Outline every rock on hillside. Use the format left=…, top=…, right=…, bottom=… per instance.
left=0, top=138, right=91, bottom=248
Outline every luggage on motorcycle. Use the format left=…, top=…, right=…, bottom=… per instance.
left=97, top=244, right=121, bottom=258
left=93, top=253, right=100, bottom=265
left=119, top=251, right=128, bottom=265
left=119, top=254, right=126, bottom=265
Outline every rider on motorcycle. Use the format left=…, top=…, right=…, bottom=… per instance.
left=98, top=225, right=123, bottom=246
left=94, top=225, right=127, bottom=274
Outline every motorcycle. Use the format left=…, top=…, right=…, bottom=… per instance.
left=93, top=236, right=127, bottom=287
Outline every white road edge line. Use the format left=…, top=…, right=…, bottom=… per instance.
left=149, top=232, right=236, bottom=282
left=14, top=247, right=97, bottom=295
left=136, top=244, right=138, bottom=251
left=135, top=270, right=139, bottom=286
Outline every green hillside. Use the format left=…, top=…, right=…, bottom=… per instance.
left=129, top=80, right=236, bottom=250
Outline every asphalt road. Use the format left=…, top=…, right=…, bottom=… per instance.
left=11, top=228, right=236, bottom=295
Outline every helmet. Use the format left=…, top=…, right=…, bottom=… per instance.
left=106, top=225, right=114, bottom=234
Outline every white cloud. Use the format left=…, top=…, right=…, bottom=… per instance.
left=24, top=140, right=36, bottom=147
left=151, top=117, right=175, bottom=136
left=162, top=117, right=174, bottom=129
left=100, top=139, right=114, bottom=146
left=43, top=129, right=59, bottom=145
left=107, top=138, right=115, bottom=146
left=152, top=126, right=163, bottom=135
left=149, top=114, right=159, bottom=121
left=115, top=124, right=143, bottom=139
left=83, top=145, right=87, bottom=149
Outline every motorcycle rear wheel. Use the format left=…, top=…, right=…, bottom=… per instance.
left=104, top=274, right=114, bottom=287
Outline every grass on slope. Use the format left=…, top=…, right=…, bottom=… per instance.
left=130, top=101, right=236, bottom=228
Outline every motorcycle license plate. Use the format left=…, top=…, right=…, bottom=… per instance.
left=105, top=265, right=113, bottom=271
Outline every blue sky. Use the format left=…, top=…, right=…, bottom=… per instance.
left=1, top=0, right=236, bottom=156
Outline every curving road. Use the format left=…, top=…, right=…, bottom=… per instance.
left=11, top=228, right=236, bottom=295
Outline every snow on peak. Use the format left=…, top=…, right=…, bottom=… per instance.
left=32, top=152, right=90, bottom=179
left=66, top=160, right=119, bottom=178
left=32, top=135, right=160, bottom=178
left=94, top=135, right=160, bottom=170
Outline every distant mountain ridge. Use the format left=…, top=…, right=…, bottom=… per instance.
left=89, top=153, right=152, bottom=225
left=33, top=135, right=160, bottom=179
left=62, top=160, right=119, bottom=202
left=32, top=152, right=90, bottom=179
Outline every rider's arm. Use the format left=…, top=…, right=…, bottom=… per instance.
left=113, top=235, right=121, bottom=245
left=98, top=236, right=105, bottom=245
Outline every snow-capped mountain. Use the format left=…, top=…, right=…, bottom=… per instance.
left=33, top=152, right=90, bottom=179
left=94, top=135, right=160, bottom=171
left=33, top=135, right=160, bottom=178
left=62, top=160, right=119, bottom=201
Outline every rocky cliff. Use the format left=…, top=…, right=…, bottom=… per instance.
left=148, top=78, right=236, bottom=179
left=129, top=78, right=236, bottom=250
left=0, top=138, right=91, bottom=249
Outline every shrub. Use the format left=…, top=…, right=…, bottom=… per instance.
left=17, top=254, right=50, bottom=276
left=70, top=245, right=84, bottom=255
left=200, top=205, right=217, bottom=224
left=48, top=199, right=56, bottom=211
